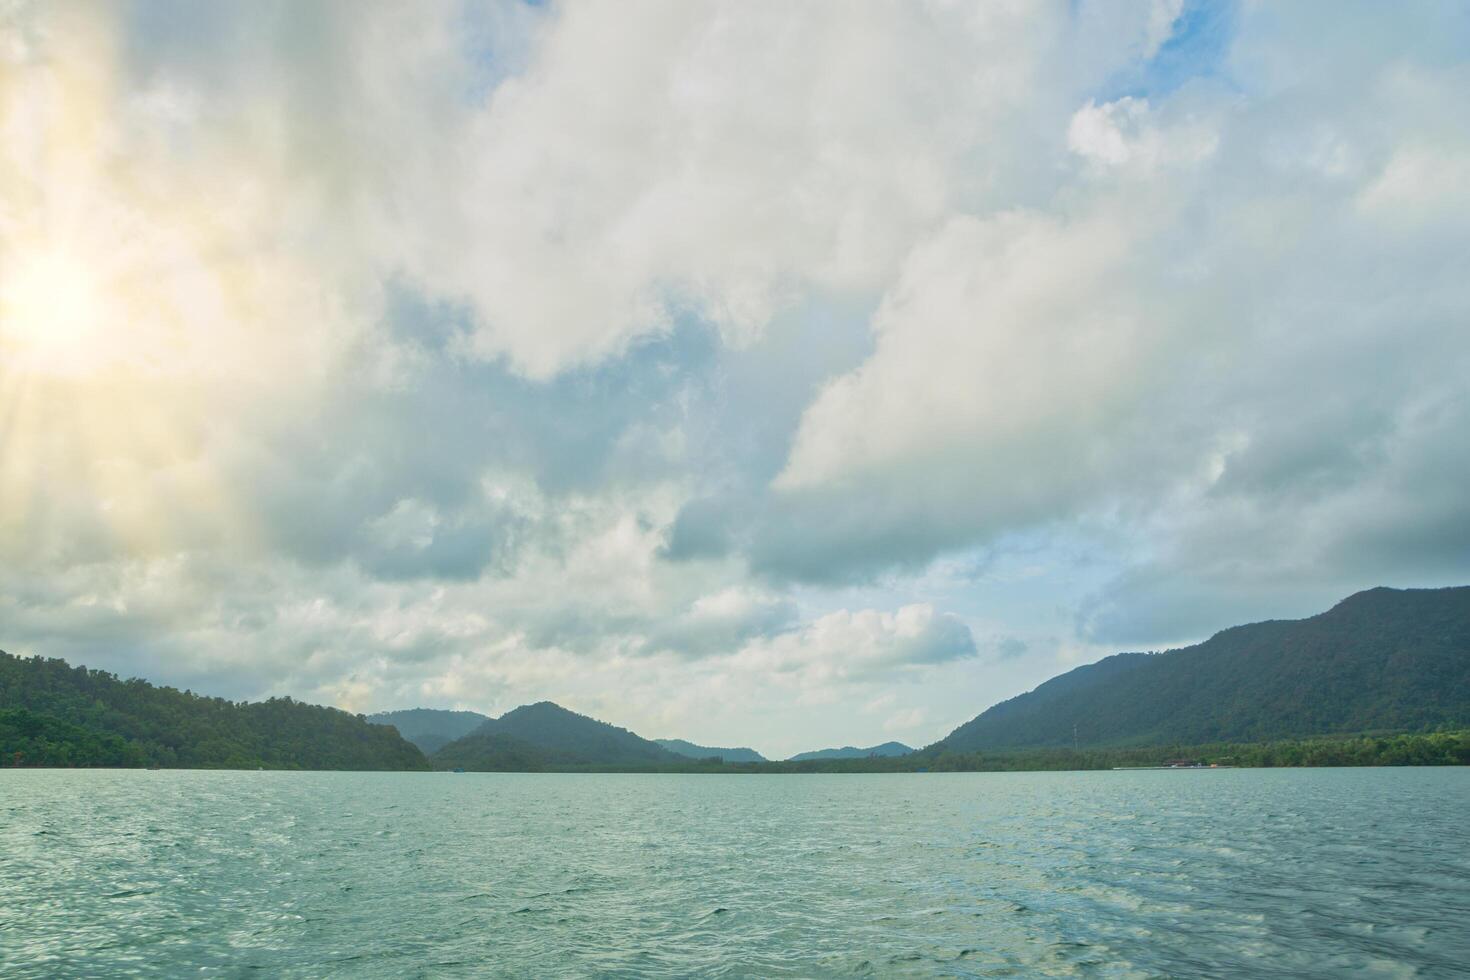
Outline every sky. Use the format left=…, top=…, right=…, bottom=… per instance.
left=1, top=0, right=1468, bottom=759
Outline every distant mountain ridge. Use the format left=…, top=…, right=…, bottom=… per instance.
left=366, top=708, right=491, bottom=754
left=655, top=738, right=766, bottom=763
left=788, top=741, right=912, bottom=761
left=9, top=585, right=1462, bottom=773
left=432, top=702, right=683, bottom=770
left=931, top=586, right=1470, bottom=753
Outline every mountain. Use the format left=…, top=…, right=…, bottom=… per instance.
left=788, top=741, right=912, bottom=761
left=366, top=708, right=491, bottom=754
left=432, top=701, right=683, bottom=770
left=655, top=738, right=766, bottom=763
left=0, top=651, right=429, bottom=770
left=932, top=586, right=1470, bottom=753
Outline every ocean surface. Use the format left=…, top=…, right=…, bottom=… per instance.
left=2, top=768, right=1467, bottom=978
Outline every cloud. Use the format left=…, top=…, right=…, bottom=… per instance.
left=752, top=204, right=1163, bottom=582
left=1067, top=96, right=1217, bottom=172
left=318, top=0, right=1188, bottom=378
left=1357, top=145, right=1470, bottom=223
left=991, top=636, right=1030, bottom=662
left=883, top=707, right=927, bottom=734
left=744, top=14, right=1470, bottom=622
left=1, top=1, right=1467, bottom=756
left=644, top=588, right=799, bottom=658
left=728, top=604, right=977, bottom=689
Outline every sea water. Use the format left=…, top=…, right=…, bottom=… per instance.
left=2, top=768, right=1466, bottom=978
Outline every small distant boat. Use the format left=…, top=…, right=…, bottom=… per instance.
left=453, top=767, right=465, bottom=773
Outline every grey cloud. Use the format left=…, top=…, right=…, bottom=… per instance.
left=643, top=593, right=800, bottom=659
left=992, top=636, right=1029, bottom=661
left=659, top=302, right=875, bottom=567
left=747, top=492, right=970, bottom=585
left=903, top=613, right=978, bottom=667
left=1078, top=388, right=1470, bottom=647
left=660, top=496, right=739, bottom=562
left=356, top=512, right=519, bottom=583
left=220, top=303, right=727, bottom=583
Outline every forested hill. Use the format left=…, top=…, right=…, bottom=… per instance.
left=655, top=739, right=766, bottom=763
left=432, top=701, right=683, bottom=770
left=788, top=741, right=912, bottom=761
left=0, top=651, right=429, bottom=770
left=366, top=708, right=491, bottom=754
left=931, top=586, right=1470, bottom=753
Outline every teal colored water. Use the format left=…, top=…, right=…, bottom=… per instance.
left=2, top=769, right=1467, bottom=978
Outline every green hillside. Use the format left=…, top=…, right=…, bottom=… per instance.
left=932, top=586, right=1470, bottom=753
left=788, top=741, right=912, bottom=761
left=432, top=701, right=682, bottom=770
left=655, top=738, right=766, bottom=763
left=366, top=708, right=491, bottom=754
left=0, top=651, right=429, bottom=770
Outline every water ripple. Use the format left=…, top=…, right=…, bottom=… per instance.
left=1, top=769, right=1466, bottom=977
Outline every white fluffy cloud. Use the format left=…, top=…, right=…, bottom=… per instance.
left=1067, top=96, right=1217, bottom=171
left=365, top=1, right=1174, bottom=376
left=730, top=604, right=976, bottom=687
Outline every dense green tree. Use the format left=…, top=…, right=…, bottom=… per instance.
left=434, top=730, right=1469, bottom=773
left=0, top=651, right=429, bottom=770
left=918, top=730, right=1470, bottom=771
left=0, top=709, right=147, bottom=767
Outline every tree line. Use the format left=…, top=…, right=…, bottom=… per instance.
left=0, top=652, right=428, bottom=770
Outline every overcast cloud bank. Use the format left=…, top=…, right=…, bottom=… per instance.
left=1, top=1, right=1467, bottom=756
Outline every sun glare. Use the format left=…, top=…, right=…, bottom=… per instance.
left=0, top=246, right=107, bottom=377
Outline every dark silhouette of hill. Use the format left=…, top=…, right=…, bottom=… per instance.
left=0, top=651, right=429, bottom=770
left=931, top=586, right=1470, bottom=753
left=788, top=741, right=912, bottom=761
left=432, top=701, right=682, bottom=770
left=655, top=738, right=766, bottom=763
left=366, top=708, right=491, bottom=754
